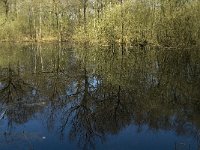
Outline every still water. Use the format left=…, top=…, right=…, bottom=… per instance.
left=0, top=42, right=200, bottom=150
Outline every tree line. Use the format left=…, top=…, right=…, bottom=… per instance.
left=0, top=0, right=200, bottom=48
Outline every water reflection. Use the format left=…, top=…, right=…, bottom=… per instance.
left=0, top=43, right=200, bottom=149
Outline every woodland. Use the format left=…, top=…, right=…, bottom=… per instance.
left=0, top=0, right=199, bottom=49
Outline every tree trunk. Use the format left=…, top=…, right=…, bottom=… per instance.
left=120, top=0, right=124, bottom=55
left=38, top=3, right=42, bottom=40
left=83, top=0, right=87, bottom=33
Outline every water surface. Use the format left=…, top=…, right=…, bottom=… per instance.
left=0, top=43, right=200, bottom=150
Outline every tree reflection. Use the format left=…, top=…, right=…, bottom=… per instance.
left=0, top=65, right=29, bottom=104
left=0, top=65, right=45, bottom=127
left=0, top=44, right=200, bottom=149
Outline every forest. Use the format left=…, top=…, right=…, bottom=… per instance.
left=0, top=0, right=200, bottom=48
left=1, top=1, right=200, bottom=150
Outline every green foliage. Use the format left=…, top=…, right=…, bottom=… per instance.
left=0, top=0, right=76, bottom=42
left=0, top=0, right=199, bottom=47
left=74, top=0, right=200, bottom=48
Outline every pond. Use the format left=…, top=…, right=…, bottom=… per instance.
left=0, top=42, right=200, bottom=150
